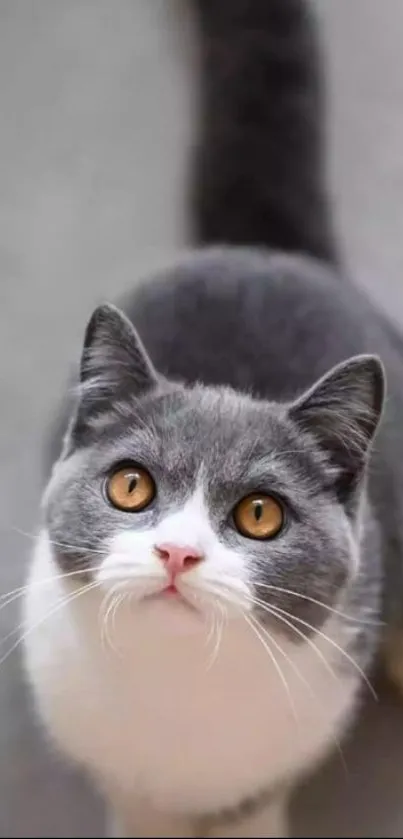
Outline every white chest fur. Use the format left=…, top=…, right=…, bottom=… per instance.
left=23, top=532, right=358, bottom=817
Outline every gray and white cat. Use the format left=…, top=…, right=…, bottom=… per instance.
left=23, top=1, right=403, bottom=837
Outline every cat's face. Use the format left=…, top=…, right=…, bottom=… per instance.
left=43, top=304, right=384, bottom=639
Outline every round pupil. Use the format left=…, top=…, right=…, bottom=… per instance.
left=127, top=474, right=138, bottom=494
left=254, top=501, right=263, bottom=521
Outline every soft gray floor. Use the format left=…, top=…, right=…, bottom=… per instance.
left=1, top=2, right=403, bottom=836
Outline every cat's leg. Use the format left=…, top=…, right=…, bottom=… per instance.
left=206, top=793, right=289, bottom=839
left=383, top=627, right=403, bottom=697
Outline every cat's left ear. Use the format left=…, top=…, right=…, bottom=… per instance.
left=68, top=303, right=159, bottom=442
left=288, top=354, right=385, bottom=498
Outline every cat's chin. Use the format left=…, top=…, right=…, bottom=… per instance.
left=138, top=593, right=206, bottom=637
left=118, top=581, right=239, bottom=640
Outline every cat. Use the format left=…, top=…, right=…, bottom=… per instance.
left=22, top=0, right=403, bottom=837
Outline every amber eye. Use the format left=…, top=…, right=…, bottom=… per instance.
left=233, top=494, right=284, bottom=540
left=106, top=464, right=155, bottom=512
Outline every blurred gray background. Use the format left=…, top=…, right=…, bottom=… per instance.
left=1, top=1, right=403, bottom=836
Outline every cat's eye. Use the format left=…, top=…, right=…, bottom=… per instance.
left=233, top=494, right=284, bottom=540
left=106, top=464, right=155, bottom=512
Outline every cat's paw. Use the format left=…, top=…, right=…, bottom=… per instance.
left=383, top=628, right=403, bottom=698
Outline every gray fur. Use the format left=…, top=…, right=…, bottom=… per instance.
left=119, top=246, right=403, bottom=635
left=46, top=260, right=385, bottom=661
left=34, top=0, right=403, bottom=831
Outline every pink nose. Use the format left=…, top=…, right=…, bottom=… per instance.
left=155, top=543, right=203, bottom=579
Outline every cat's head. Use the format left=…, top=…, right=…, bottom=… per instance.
left=43, top=303, right=385, bottom=638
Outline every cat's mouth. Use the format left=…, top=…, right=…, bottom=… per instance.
left=163, top=583, right=179, bottom=596
left=144, top=585, right=182, bottom=602
left=98, top=567, right=231, bottom=618
left=142, top=581, right=200, bottom=612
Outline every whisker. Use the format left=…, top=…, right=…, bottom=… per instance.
left=0, top=568, right=92, bottom=609
left=100, top=588, right=118, bottom=656
left=205, top=601, right=219, bottom=671
left=201, top=583, right=306, bottom=700
left=244, top=593, right=341, bottom=687
left=105, top=591, right=120, bottom=656
left=10, top=526, right=107, bottom=556
left=205, top=604, right=217, bottom=651
left=46, top=539, right=106, bottom=557
left=240, top=610, right=299, bottom=727
left=254, top=581, right=382, bottom=627
left=98, top=569, right=164, bottom=588
left=111, top=592, right=127, bottom=659
left=0, top=579, right=97, bottom=648
left=199, top=582, right=293, bottom=706
left=200, top=583, right=348, bottom=773
left=0, top=580, right=99, bottom=668
left=99, top=591, right=111, bottom=655
left=267, top=601, right=378, bottom=701
left=206, top=600, right=226, bottom=672
left=209, top=580, right=376, bottom=701
left=247, top=610, right=348, bottom=774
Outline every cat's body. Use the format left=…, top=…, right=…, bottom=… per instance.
left=23, top=1, right=403, bottom=837
left=121, top=247, right=403, bottom=633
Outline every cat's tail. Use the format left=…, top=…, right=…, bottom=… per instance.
left=189, top=0, right=338, bottom=265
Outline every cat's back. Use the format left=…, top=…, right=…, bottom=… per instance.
left=121, top=245, right=403, bottom=629
left=121, top=246, right=388, bottom=401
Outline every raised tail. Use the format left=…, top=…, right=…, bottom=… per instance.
left=189, top=0, right=338, bottom=264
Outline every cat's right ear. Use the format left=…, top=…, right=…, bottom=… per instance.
left=66, top=303, right=159, bottom=445
left=79, top=303, right=158, bottom=395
